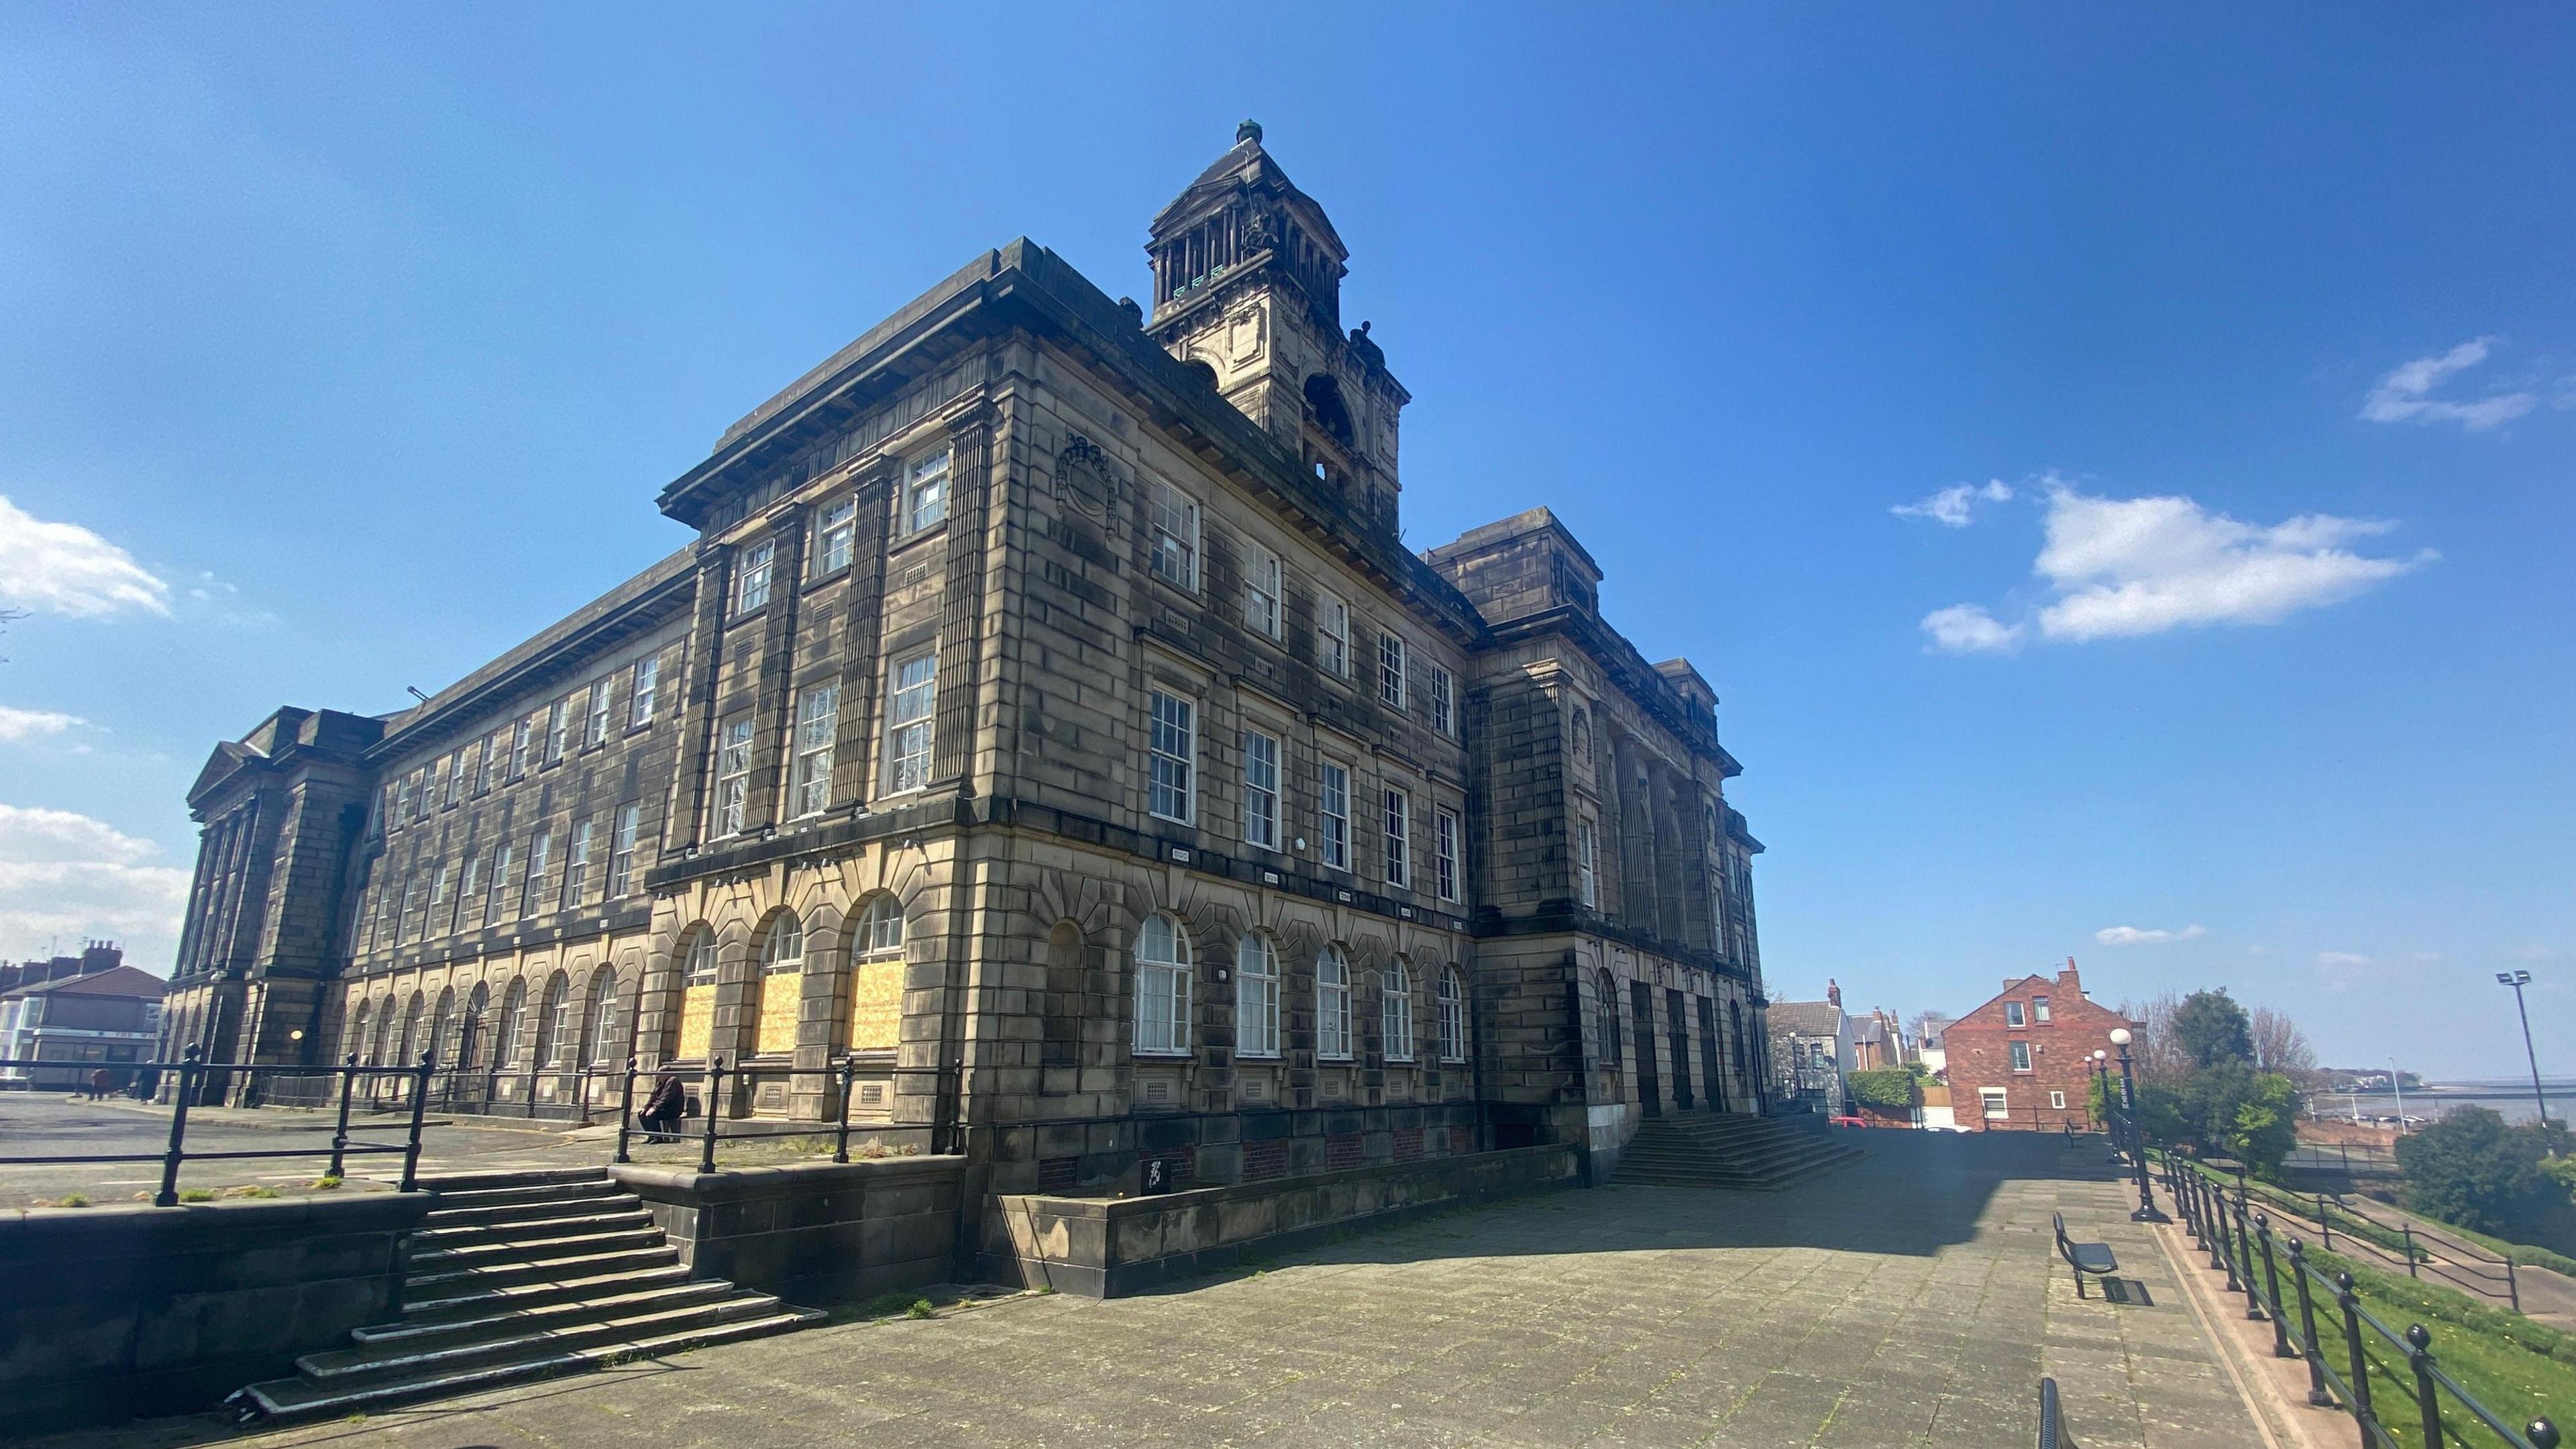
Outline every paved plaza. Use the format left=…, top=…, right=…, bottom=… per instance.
left=0, top=1093, right=608, bottom=1207
left=32, top=1130, right=2270, bottom=1449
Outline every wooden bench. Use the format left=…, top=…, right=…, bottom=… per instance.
left=2053, top=1212, right=2118, bottom=1297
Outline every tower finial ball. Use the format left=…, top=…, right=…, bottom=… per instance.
left=1238, top=119, right=1264, bottom=145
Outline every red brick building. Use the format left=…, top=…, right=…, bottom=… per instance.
left=1943, top=959, right=2133, bottom=1132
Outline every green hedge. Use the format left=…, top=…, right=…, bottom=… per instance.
left=1846, top=1069, right=1919, bottom=1111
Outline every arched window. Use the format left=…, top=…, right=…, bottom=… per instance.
left=850, top=897, right=907, bottom=1054
left=1597, top=969, right=1621, bottom=1069
left=536, top=972, right=570, bottom=1066
left=1317, top=947, right=1352, bottom=1060
left=398, top=993, right=425, bottom=1063
left=459, top=983, right=489, bottom=1068
left=1132, top=914, right=1191, bottom=1056
left=755, top=912, right=804, bottom=1054
left=1236, top=934, right=1280, bottom=1059
left=588, top=965, right=621, bottom=1066
left=1381, top=959, right=1414, bottom=1063
left=495, top=979, right=526, bottom=1069
left=684, top=930, right=718, bottom=987
left=1439, top=969, right=1466, bottom=1063
left=429, top=987, right=456, bottom=1067
left=857, top=896, right=904, bottom=959
left=762, top=914, right=804, bottom=975
left=675, top=926, right=717, bottom=1061
left=1303, top=373, right=1354, bottom=449
left=347, top=1000, right=370, bottom=1065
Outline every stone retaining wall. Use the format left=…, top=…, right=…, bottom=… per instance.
left=612, top=1155, right=963, bottom=1306
left=992, top=1142, right=1578, bottom=1296
left=0, top=1192, right=429, bottom=1434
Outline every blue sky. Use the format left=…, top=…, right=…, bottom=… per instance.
left=1, top=5, right=2567, bottom=1078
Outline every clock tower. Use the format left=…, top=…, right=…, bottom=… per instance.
left=1146, top=121, right=1411, bottom=535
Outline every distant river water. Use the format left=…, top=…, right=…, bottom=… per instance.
left=2316, top=1078, right=2575, bottom=1128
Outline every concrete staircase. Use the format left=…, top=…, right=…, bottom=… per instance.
left=237, top=1167, right=820, bottom=1421
left=1612, top=1112, right=1865, bottom=1189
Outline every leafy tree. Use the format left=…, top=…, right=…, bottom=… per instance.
left=2171, top=989, right=2254, bottom=1069
left=2396, top=1108, right=2565, bottom=1236
left=2134, top=1062, right=2299, bottom=1174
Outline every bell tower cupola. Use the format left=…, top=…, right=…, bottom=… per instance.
left=1147, top=121, right=1411, bottom=533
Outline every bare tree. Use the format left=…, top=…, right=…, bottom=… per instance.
left=2249, top=1005, right=2320, bottom=1085
left=2119, top=991, right=2192, bottom=1087
left=1909, top=1010, right=1953, bottom=1046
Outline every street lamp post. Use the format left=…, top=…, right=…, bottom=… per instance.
left=2389, top=1057, right=2406, bottom=1134
left=2497, top=971, right=2550, bottom=1134
left=2110, top=1027, right=2169, bottom=1222
left=2091, top=1049, right=2110, bottom=1133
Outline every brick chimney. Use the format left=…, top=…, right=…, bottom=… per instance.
left=2057, top=957, right=2082, bottom=996
left=1825, top=978, right=1842, bottom=1008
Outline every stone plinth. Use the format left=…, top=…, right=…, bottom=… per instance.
left=612, top=1155, right=964, bottom=1306
left=994, top=1142, right=1576, bottom=1297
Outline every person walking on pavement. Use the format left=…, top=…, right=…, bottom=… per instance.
left=638, top=1065, right=688, bottom=1143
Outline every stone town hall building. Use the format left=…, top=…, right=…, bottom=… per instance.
left=155, top=125, right=1771, bottom=1191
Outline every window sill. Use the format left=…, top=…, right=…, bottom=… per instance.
left=888, top=522, right=949, bottom=557
left=1130, top=1049, right=1192, bottom=1060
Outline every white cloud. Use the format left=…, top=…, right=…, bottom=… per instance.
left=2096, top=924, right=2206, bottom=946
left=2316, top=951, right=2371, bottom=968
left=1894, top=478, right=2015, bottom=527
left=0, top=495, right=169, bottom=618
left=2409, top=951, right=2443, bottom=964
left=1920, top=603, right=2025, bottom=655
left=2511, top=944, right=2553, bottom=962
left=2360, top=337, right=2536, bottom=431
left=0, top=705, right=83, bottom=743
left=0, top=804, right=189, bottom=959
left=1921, top=481, right=2430, bottom=651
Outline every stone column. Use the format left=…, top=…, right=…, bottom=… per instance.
left=929, top=399, right=999, bottom=789
left=835, top=457, right=900, bottom=800
left=742, top=504, right=811, bottom=833
left=661, top=542, right=735, bottom=856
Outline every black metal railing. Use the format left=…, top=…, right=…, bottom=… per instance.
left=395, top=1060, right=632, bottom=1122
left=2157, top=1146, right=2560, bottom=1449
left=0, top=1047, right=438, bottom=1205
left=607, top=1055, right=942, bottom=1173
left=2166, top=1155, right=2525, bottom=1316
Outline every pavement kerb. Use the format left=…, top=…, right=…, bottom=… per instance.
left=2151, top=1217, right=2328, bottom=1449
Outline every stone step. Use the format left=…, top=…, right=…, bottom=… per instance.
left=408, top=1224, right=664, bottom=1269
left=385, top=1262, right=700, bottom=1327
left=1615, top=1117, right=1865, bottom=1191
left=417, top=1167, right=611, bottom=1194
left=405, top=1242, right=681, bottom=1297
left=239, top=1162, right=821, bottom=1425
left=295, top=1291, right=792, bottom=1389
left=424, top=1191, right=643, bottom=1229
left=415, top=1208, right=655, bottom=1247
left=241, top=1305, right=822, bottom=1421
left=355, top=1279, right=741, bottom=1350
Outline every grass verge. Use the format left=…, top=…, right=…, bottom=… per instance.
left=2302, top=1245, right=2574, bottom=1448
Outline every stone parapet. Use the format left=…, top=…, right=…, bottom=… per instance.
left=0, top=1191, right=429, bottom=1434
left=612, top=1155, right=964, bottom=1306
left=993, top=1142, right=1576, bottom=1297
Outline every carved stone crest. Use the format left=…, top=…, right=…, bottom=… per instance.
left=1055, top=435, right=1121, bottom=523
